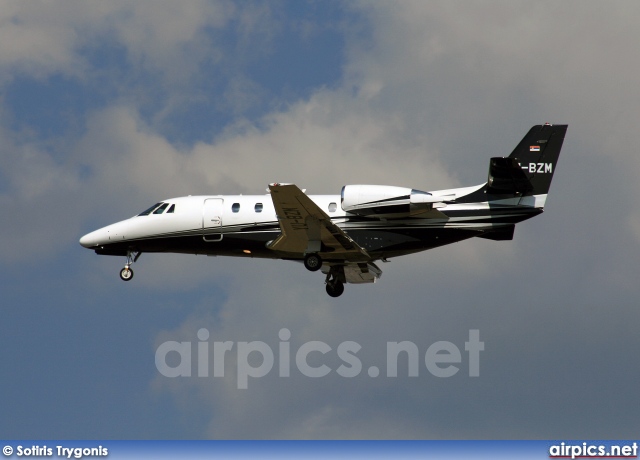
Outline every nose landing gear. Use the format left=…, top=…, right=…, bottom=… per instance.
left=120, top=251, right=141, bottom=282
left=120, top=266, right=134, bottom=281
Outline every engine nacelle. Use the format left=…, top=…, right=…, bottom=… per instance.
left=341, top=185, right=444, bottom=217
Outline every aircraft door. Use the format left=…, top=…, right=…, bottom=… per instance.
left=203, top=198, right=223, bottom=241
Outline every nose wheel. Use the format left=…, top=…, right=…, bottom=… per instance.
left=120, top=266, right=134, bottom=281
left=120, top=251, right=141, bottom=282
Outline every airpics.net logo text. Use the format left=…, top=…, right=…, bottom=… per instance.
left=155, top=329, right=484, bottom=389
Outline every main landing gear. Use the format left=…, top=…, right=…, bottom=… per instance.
left=324, top=265, right=346, bottom=298
left=303, top=253, right=346, bottom=297
left=120, top=250, right=141, bottom=282
left=303, top=253, right=322, bottom=272
left=325, top=279, right=344, bottom=297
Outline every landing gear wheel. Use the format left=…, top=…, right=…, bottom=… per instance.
left=304, top=253, right=322, bottom=272
left=326, top=280, right=344, bottom=297
left=120, top=267, right=134, bottom=281
left=119, top=250, right=141, bottom=281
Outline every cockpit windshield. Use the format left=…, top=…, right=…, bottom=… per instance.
left=153, top=203, right=170, bottom=214
left=138, top=202, right=176, bottom=216
left=138, top=203, right=163, bottom=216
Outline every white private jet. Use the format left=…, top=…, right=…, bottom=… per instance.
left=80, top=123, right=567, bottom=297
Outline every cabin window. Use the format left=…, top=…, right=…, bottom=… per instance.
left=232, top=203, right=240, bottom=213
left=166, top=204, right=175, bottom=213
left=328, top=202, right=337, bottom=212
left=153, top=203, right=170, bottom=214
left=138, top=202, right=162, bottom=216
left=255, top=203, right=263, bottom=213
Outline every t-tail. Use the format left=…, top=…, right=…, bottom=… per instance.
left=487, top=123, right=568, bottom=198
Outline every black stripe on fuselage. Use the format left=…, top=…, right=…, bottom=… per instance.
left=94, top=226, right=483, bottom=260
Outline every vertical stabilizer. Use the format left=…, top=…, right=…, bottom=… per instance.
left=507, top=123, right=567, bottom=195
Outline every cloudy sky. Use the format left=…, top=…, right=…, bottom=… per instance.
left=2, top=1, right=639, bottom=439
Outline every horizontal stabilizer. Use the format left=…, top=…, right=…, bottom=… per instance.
left=487, top=158, right=532, bottom=194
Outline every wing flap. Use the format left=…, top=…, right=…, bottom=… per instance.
left=345, top=262, right=382, bottom=284
left=321, top=262, right=382, bottom=284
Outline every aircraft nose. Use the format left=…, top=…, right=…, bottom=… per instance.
left=79, top=230, right=101, bottom=248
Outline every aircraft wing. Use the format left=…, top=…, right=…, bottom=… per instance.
left=267, top=183, right=370, bottom=261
